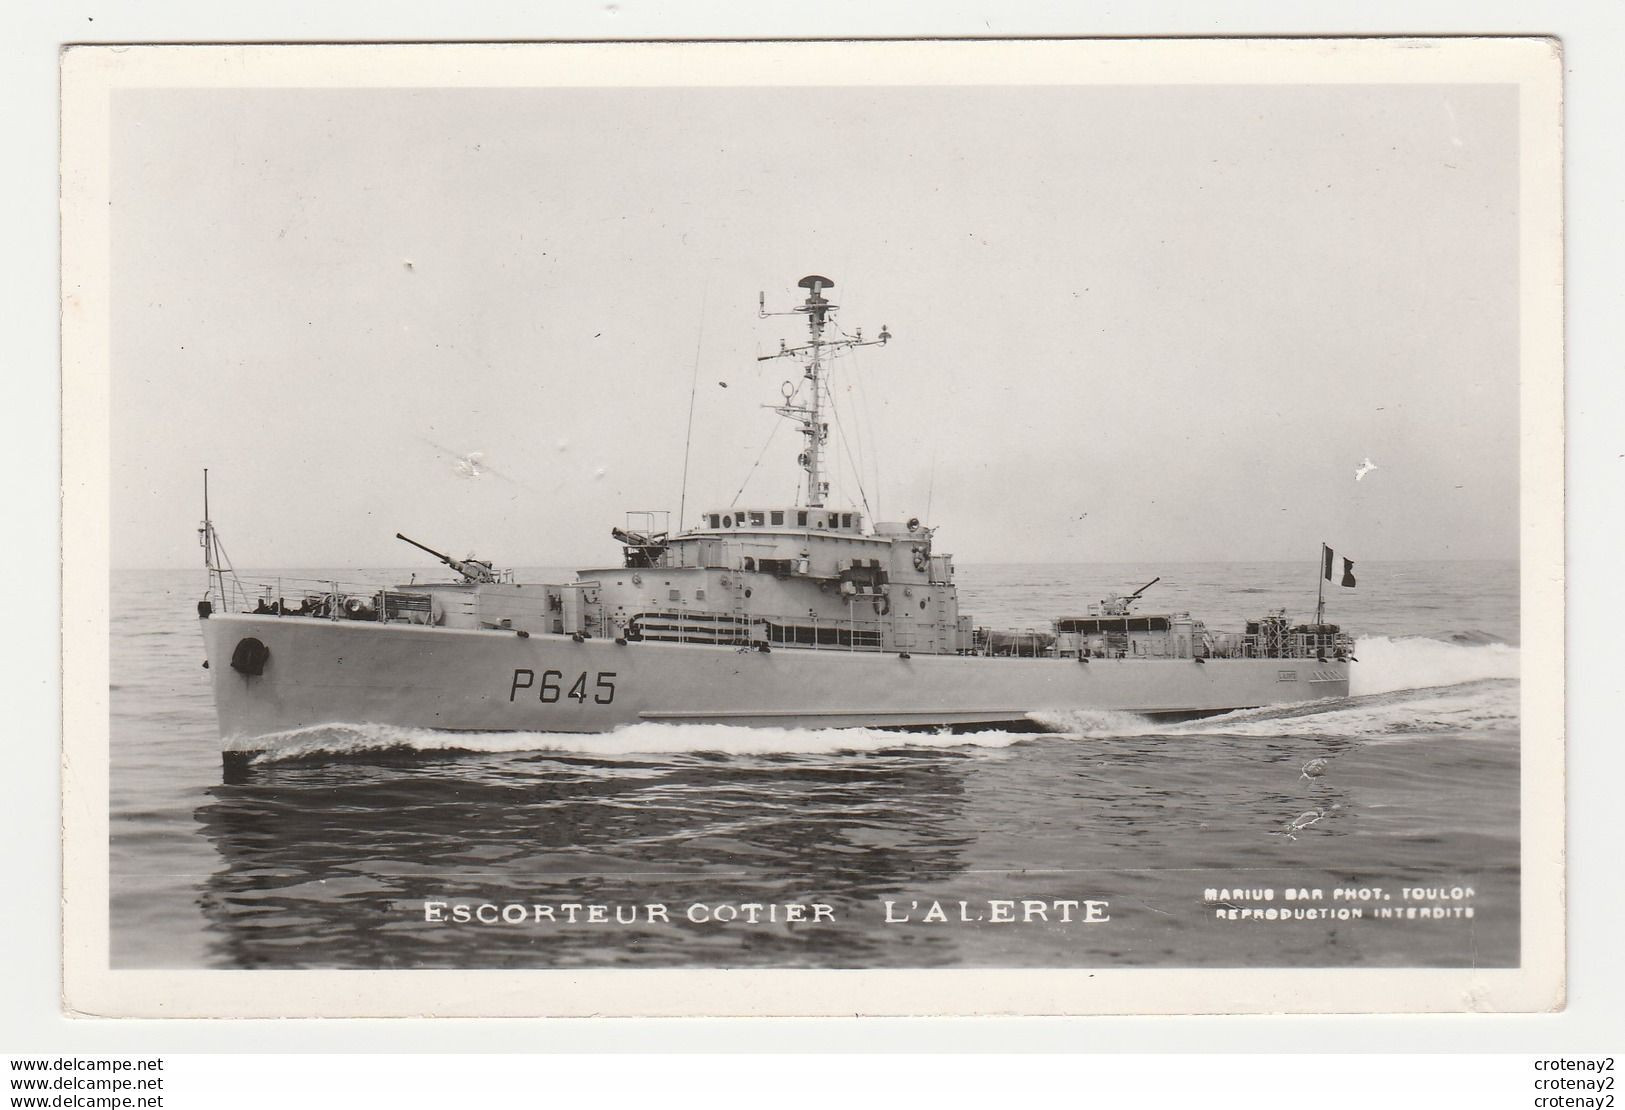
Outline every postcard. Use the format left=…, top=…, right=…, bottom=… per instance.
left=60, top=37, right=1563, bottom=1016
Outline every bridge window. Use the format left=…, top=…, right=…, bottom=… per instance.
left=771, top=511, right=784, bottom=525
left=743, top=557, right=756, bottom=572
left=798, top=511, right=808, bottom=526
left=709, top=514, right=720, bottom=528
left=750, top=511, right=765, bottom=526
left=841, top=513, right=852, bottom=529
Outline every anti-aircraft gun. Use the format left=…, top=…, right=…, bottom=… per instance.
left=1098, top=576, right=1160, bottom=617
left=395, top=532, right=498, bottom=584
left=610, top=526, right=670, bottom=569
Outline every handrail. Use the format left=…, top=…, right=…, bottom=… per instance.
left=624, top=607, right=892, bottom=652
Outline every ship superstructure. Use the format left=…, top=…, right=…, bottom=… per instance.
left=197, top=275, right=1354, bottom=772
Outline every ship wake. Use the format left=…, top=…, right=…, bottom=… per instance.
left=1031, top=635, right=1520, bottom=741
left=239, top=720, right=1032, bottom=765
left=1157, top=679, right=1518, bottom=742
left=1348, top=634, right=1519, bottom=696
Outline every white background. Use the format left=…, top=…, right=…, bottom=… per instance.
left=7, top=0, right=1621, bottom=1067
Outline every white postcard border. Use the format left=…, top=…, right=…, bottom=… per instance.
left=60, top=37, right=1565, bottom=1018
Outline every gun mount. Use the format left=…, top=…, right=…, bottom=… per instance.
left=611, top=526, right=670, bottom=569
left=1099, top=577, right=1160, bottom=617
left=395, top=532, right=498, bottom=584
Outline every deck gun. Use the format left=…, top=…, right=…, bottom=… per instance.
left=395, top=532, right=498, bottom=584
left=1100, top=576, right=1160, bottom=617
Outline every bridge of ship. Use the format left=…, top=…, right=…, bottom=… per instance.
left=577, top=507, right=964, bottom=655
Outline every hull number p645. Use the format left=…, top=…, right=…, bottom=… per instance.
left=510, top=669, right=617, bottom=704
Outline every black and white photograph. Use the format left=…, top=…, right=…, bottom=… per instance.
left=60, top=38, right=1563, bottom=1017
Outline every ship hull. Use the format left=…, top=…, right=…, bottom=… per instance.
left=200, top=614, right=1350, bottom=766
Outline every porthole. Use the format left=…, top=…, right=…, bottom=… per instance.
left=744, top=588, right=753, bottom=598
left=722, top=515, right=732, bottom=528
left=631, top=573, right=642, bottom=586
left=920, top=600, right=927, bottom=610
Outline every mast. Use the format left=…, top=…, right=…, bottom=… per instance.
left=200, top=468, right=221, bottom=602
left=758, top=275, right=889, bottom=509
left=198, top=468, right=236, bottom=607
left=798, top=277, right=831, bottom=507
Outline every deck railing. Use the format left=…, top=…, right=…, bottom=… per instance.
left=220, top=575, right=439, bottom=624
left=624, top=609, right=889, bottom=652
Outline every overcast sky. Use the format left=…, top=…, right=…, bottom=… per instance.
left=110, top=81, right=1519, bottom=569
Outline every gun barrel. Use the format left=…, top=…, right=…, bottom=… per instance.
left=395, top=532, right=452, bottom=564
left=1130, top=576, right=1161, bottom=598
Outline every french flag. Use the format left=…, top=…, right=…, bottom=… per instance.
left=1322, top=544, right=1356, bottom=588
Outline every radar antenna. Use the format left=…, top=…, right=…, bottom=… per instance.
left=757, top=275, right=890, bottom=508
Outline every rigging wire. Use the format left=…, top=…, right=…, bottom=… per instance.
left=845, top=341, right=879, bottom=520
left=926, top=445, right=938, bottom=525
left=676, top=284, right=709, bottom=529
left=839, top=352, right=868, bottom=515
left=834, top=324, right=884, bottom=520
left=825, top=375, right=874, bottom=519
left=729, top=420, right=782, bottom=508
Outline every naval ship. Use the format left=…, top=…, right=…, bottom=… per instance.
left=198, top=275, right=1354, bottom=772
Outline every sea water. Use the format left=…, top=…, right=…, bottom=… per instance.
left=109, top=561, right=1520, bottom=969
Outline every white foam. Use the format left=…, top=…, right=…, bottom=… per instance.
left=1027, top=707, right=1158, bottom=738
left=248, top=720, right=1030, bottom=763
left=1349, top=635, right=1519, bottom=697
left=1163, top=680, right=1518, bottom=740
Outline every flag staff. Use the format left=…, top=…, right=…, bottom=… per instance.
left=1315, top=542, right=1327, bottom=627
